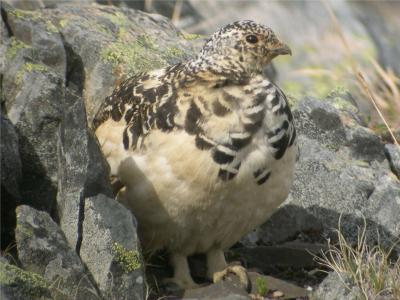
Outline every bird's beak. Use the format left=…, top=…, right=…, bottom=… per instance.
left=270, top=42, right=292, bottom=56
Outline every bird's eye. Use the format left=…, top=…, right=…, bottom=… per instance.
left=245, top=35, right=258, bottom=44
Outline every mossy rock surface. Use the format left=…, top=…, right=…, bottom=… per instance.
left=0, top=259, right=54, bottom=300
left=3, top=4, right=196, bottom=121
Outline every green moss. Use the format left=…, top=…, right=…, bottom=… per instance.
left=163, top=46, right=185, bottom=61
left=6, top=38, right=31, bottom=60
left=0, top=261, right=51, bottom=298
left=8, top=9, right=26, bottom=19
left=45, top=20, right=58, bottom=33
left=117, top=27, right=128, bottom=39
left=112, top=242, right=141, bottom=273
left=255, top=276, right=268, bottom=297
left=15, top=63, right=48, bottom=85
left=331, top=97, right=356, bottom=112
left=59, top=19, right=69, bottom=28
left=101, top=35, right=185, bottom=76
left=101, top=40, right=163, bottom=76
left=16, top=223, right=34, bottom=238
left=8, top=8, right=41, bottom=21
left=181, top=33, right=205, bottom=41
left=104, top=11, right=129, bottom=27
left=330, top=85, right=349, bottom=95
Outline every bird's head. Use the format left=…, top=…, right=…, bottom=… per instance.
left=198, top=20, right=291, bottom=78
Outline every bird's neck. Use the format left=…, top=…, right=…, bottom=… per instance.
left=184, top=55, right=259, bottom=86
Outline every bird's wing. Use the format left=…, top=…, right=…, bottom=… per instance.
left=184, top=78, right=296, bottom=182
left=264, top=84, right=296, bottom=159
left=93, top=68, right=180, bottom=151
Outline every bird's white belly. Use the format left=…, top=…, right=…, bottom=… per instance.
left=114, top=129, right=297, bottom=255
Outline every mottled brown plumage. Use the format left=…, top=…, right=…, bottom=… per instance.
left=93, top=20, right=297, bottom=289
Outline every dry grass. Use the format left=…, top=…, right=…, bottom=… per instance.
left=315, top=216, right=400, bottom=300
left=322, top=0, right=399, bottom=146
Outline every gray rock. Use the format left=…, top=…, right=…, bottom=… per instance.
left=293, top=94, right=384, bottom=162
left=5, top=62, right=63, bottom=215
left=183, top=280, right=251, bottom=300
left=0, top=41, right=8, bottom=87
left=15, top=205, right=100, bottom=299
left=1, top=113, right=22, bottom=199
left=293, top=97, right=347, bottom=151
left=385, top=144, right=400, bottom=178
left=252, top=204, right=323, bottom=246
left=0, top=113, right=22, bottom=250
left=253, top=96, right=399, bottom=247
left=2, top=4, right=66, bottom=215
left=363, top=174, right=400, bottom=244
left=4, top=3, right=66, bottom=77
left=0, top=257, right=57, bottom=300
left=312, top=272, right=359, bottom=300
left=57, top=89, right=112, bottom=249
left=345, top=126, right=385, bottom=162
left=80, top=194, right=145, bottom=300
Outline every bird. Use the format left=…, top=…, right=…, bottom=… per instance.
left=93, top=20, right=297, bottom=290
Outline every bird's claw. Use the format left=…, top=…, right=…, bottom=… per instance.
left=213, top=265, right=251, bottom=292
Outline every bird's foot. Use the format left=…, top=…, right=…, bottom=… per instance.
left=213, top=263, right=251, bottom=292
left=162, top=277, right=201, bottom=290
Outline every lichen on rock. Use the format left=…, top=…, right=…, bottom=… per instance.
left=112, top=242, right=142, bottom=273
left=0, top=260, right=54, bottom=300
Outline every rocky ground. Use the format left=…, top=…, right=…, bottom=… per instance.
left=1, top=1, right=399, bottom=300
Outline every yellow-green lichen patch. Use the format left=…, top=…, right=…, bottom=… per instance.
left=6, top=38, right=31, bottom=60
left=100, top=39, right=164, bottom=76
left=181, top=33, right=206, bottom=41
left=45, top=20, right=58, bottom=33
left=59, top=19, right=69, bottom=28
left=8, top=8, right=41, bottom=21
left=101, top=35, right=186, bottom=77
left=162, top=46, right=185, bottom=61
left=15, top=223, right=34, bottom=239
left=112, top=242, right=141, bottom=273
left=0, top=261, right=51, bottom=298
left=326, top=87, right=359, bottom=113
left=103, top=11, right=129, bottom=27
left=255, top=276, right=268, bottom=297
left=15, top=63, right=48, bottom=85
